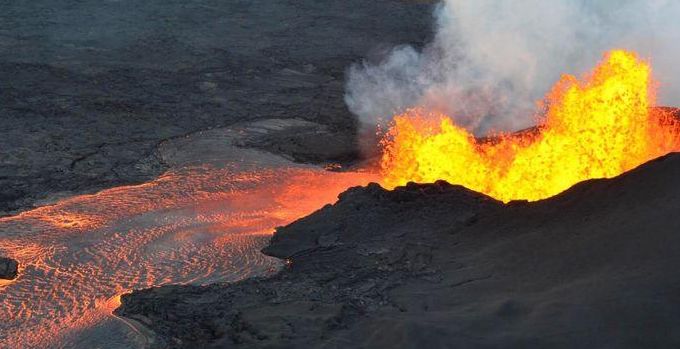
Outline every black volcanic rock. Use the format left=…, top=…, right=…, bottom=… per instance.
left=0, top=0, right=433, bottom=215
left=116, top=153, right=680, bottom=349
left=0, top=257, right=18, bottom=280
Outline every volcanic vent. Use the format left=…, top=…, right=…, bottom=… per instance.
left=379, top=50, right=680, bottom=202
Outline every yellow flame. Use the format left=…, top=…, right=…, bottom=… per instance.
left=380, top=50, right=680, bottom=202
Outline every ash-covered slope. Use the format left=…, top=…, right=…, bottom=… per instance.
left=116, top=153, right=680, bottom=348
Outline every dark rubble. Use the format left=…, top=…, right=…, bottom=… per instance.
left=0, top=256, right=18, bottom=280
left=117, top=153, right=680, bottom=349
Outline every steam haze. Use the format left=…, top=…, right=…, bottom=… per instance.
left=345, top=0, right=680, bottom=134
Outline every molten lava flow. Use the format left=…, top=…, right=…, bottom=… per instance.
left=0, top=164, right=377, bottom=348
left=380, top=50, right=680, bottom=202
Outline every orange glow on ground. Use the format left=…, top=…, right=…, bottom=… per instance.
left=0, top=164, right=377, bottom=348
left=380, top=50, right=680, bottom=202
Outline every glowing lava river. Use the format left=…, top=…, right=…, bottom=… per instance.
left=0, top=120, right=378, bottom=348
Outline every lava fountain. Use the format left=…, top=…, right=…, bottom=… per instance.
left=380, top=50, right=680, bottom=202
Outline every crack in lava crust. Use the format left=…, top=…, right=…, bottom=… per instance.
left=0, top=163, right=377, bottom=348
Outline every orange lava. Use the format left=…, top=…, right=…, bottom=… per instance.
left=0, top=164, right=377, bottom=348
left=380, top=50, right=680, bottom=202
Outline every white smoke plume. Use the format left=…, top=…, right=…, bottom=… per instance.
left=345, top=0, right=680, bottom=135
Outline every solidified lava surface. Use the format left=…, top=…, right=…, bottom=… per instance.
left=0, top=0, right=432, bottom=215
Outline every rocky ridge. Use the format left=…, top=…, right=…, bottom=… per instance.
left=117, top=153, right=680, bottom=348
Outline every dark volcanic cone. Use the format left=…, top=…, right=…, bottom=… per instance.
left=117, top=151, right=680, bottom=349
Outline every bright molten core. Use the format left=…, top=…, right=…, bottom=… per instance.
left=380, top=50, right=680, bottom=202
